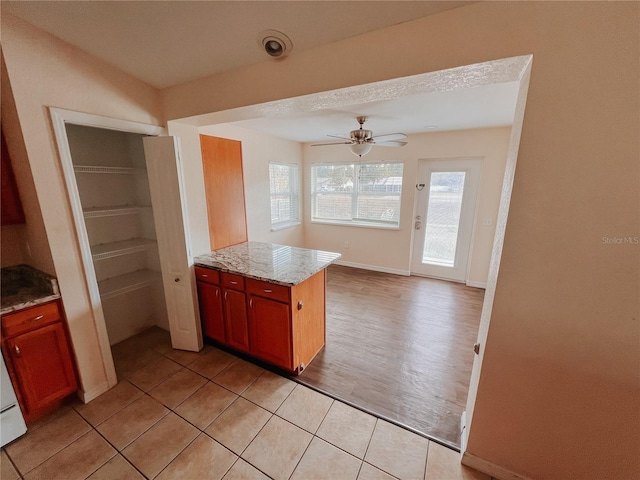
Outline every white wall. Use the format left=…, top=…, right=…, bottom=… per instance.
left=303, top=127, right=511, bottom=284
left=2, top=13, right=164, bottom=401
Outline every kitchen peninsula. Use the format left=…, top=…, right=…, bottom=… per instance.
left=193, top=242, right=340, bottom=374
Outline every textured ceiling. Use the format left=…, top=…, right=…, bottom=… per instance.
left=3, top=1, right=471, bottom=89
left=4, top=1, right=520, bottom=139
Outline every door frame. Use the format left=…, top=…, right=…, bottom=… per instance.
left=410, top=157, right=483, bottom=283
left=50, top=108, right=166, bottom=391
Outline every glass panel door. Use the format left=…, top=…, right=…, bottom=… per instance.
left=422, top=172, right=466, bottom=266
left=411, top=158, right=481, bottom=282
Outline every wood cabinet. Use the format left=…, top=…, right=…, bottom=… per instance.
left=200, top=135, right=248, bottom=251
left=1, top=131, right=25, bottom=225
left=1, top=300, right=77, bottom=422
left=248, top=295, right=292, bottom=368
left=195, top=266, right=326, bottom=373
left=196, top=282, right=225, bottom=343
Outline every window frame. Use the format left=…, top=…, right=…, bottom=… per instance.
left=310, top=161, right=404, bottom=230
left=269, top=162, right=300, bottom=231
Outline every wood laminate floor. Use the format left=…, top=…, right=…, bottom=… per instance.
left=296, top=265, right=485, bottom=449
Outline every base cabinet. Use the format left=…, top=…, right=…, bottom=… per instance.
left=195, top=266, right=325, bottom=373
left=1, top=300, right=77, bottom=422
left=249, top=296, right=292, bottom=369
left=196, top=282, right=225, bottom=343
left=223, top=288, right=250, bottom=352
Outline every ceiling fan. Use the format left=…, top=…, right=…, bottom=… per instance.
left=311, top=116, right=408, bottom=157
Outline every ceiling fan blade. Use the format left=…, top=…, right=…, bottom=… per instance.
left=374, top=140, right=408, bottom=147
left=373, top=133, right=407, bottom=142
left=327, top=134, right=353, bottom=141
left=310, top=141, right=353, bottom=147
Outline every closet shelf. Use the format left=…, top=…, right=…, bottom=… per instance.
left=91, top=238, right=157, bottom=261
left=83, top=205, right=151, bottom=218
left=74, top=165, right=145, bottom=174
left=98, top=269, right=161, bottom=300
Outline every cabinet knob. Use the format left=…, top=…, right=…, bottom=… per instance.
left=473, top=342, right=480, bottom=355
left=174, top=278, right=180, bottom=283
left=14, top=345, right=21, bottom=357
left=297, top=301, right=304, bottom=310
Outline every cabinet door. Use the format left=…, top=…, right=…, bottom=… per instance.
left=249, top=296, right=292, bottom=370
left=223, top=289, right=249, bottom=352
left=7, top=323, right=77, bottom=413
left=200, top=135, right=248, bottom=250
left=197, top=282, right=225, bottom=343
left=1, top=131, right=25, bottom=225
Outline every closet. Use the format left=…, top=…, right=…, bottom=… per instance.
left=66, top=124, right=169, bottom=345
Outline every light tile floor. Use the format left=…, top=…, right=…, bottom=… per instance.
left=1, top=328, right=491, bottom=480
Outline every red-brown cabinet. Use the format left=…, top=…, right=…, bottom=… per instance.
left=223, top=287, right=250, bottom=352
left=1, top=300, right=77, bottom=422
left=196, top=282, right=225, bottom=343
left=1, top=131, right=25, bottom=225
left=194, top=265, right=326, bottom=374
left=248, top=295, right=292, bottom=368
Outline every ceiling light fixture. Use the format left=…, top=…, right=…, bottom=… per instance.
left=257, top=30, right=293, bottom=58
left=349, top=143, right=373, bottom=157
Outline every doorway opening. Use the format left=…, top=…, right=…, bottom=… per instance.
left=50, top=109, right=201, bottom=392
left=169, top=55, right=533, bottom=449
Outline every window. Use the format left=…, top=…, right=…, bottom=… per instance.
left=311, top=162, right=404, bottom=228
left=269, top=162, right=300, bottom=229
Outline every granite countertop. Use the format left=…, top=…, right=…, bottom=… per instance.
left=1, top=265, right=60, bottom=315
left=193, top=241, right=341, bottom=286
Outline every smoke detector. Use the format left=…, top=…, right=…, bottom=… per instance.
left=257, top=30, right=293, bottom=58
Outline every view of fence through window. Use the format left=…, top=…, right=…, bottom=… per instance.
left=422, top=171, right=466, bottom=266
left=269, top=163, right=299, bottom=226
left=311, top=162, right=403, bottom=227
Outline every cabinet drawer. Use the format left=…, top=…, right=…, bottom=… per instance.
left=222, top=273, right=245, bottom=290
left=195, top=266, right=220, bottom=285
left=247, top=278, right=290, bottom=303
left=2, top=301, right=61, bottom=338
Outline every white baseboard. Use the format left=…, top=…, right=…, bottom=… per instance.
left=462, top=451, right=531, bottom=480
left=466, top=280, right=487, bottom=289
left=334, top=260, right=410, bottom=277
left=77, top=380, right=110, bottom=404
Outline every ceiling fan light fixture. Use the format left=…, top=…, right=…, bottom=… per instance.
left=349, top=143, right=373, bottom=157
left=257, top=30, right=293, bottom=58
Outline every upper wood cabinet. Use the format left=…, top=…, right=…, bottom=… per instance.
left=200, top=135, right=248, bottom=250
left=1, top=131, right=25, bottom=225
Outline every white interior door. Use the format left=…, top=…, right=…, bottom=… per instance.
left=411, top=158, right=481, bottom=282
left=143, top=136, right=202, bottom=351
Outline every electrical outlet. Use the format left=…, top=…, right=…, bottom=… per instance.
left=482, top=218, right=492, bottom=226
left=344, top=241, right=350, bottom=249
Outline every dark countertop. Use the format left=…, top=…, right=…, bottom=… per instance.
left=1, top=265, right=60, bottom=315
left=193, top=241, right=341, bottom=287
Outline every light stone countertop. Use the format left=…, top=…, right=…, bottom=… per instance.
left=193, top=241, right=341, bottom=286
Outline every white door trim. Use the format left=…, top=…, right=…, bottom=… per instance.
left=49, top=108, right=164, bottom=391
